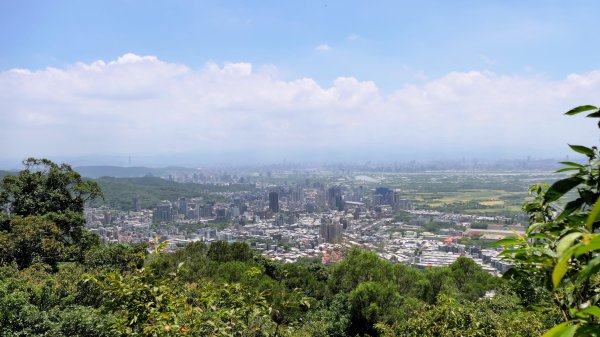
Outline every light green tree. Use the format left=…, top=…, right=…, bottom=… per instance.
left=497, top=105, right=600, bottom=336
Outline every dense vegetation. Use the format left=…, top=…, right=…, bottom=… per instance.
left=0, top=158, right=553, bottom=336
left=1, top=106, right=600, bottom=336
left=88, top=176, right=253, bottom=210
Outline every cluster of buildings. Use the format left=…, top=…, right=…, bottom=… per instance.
left=84, top=180, right=521, bottom=275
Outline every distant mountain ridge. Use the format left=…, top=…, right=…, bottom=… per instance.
left=74, top=165, right=201, bottom=178
left=0, top=170, right=16, bottom=179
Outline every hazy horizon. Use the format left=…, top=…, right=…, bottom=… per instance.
left=0, top=151, right=578, bottom=171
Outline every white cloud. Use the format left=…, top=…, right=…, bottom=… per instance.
left=347, top=33, right=361, bottom=41
left=315, top=44, right=332, bottom=52
left=0, top=53, right=599, bottom=160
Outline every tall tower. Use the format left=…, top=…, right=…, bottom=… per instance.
left=269, top=192, right=279, bottom=213
left=132, top=196, right=141, bottom=212
left=178, top=198, right=187, bottom=217
left=326, top=186, right=342, bottom=210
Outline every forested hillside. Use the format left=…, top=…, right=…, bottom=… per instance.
left=88, top=176, right=253, bottom=210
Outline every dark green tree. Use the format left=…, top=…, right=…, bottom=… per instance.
left=330, top=248, right=395, bottom=293
left=0, top=158, right=103, bottom=268
left=1, top=158, right=102, bottom=216
left=348, top=281, right=400, bottom=336
left=207, top=240, right=232, bottom=263
left=5, top=216, right=66, bottom=268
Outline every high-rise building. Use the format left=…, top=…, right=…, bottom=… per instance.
left=178, top=198, right=188, bottom=217
left=374, top=187, right=394, bottom=205
left=103, top=210, right=111, bottom=225
left=269, top=192, right=279, bottom=213
left=215, top=208, right=227, bottom=218
left=326, top=186, right=343, bottom=210
left=200, top=205, right=213, bottom=217
left=291, top=186, right=304, bottom=204
left=392, top=191, right=401, bottom=211
left=335, top=195, right=345, bottom=211
left=320, top=216, right=342, bottom=243
left=132, top=196, right=141, bottom=212
left=274, top=213, right=284, bottom=226
left=188, top=203, right=200, bottom=220
left=153, top=201, right=172, bottom=223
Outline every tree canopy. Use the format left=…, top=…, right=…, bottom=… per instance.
left=0, top=158, right=103, bottom=269
left=1, top=157, right=102, bottom=216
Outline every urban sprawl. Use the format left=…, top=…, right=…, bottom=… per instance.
left=85, top=170, right=527, bottom=275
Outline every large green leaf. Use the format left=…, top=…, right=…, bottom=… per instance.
left=556, top=232, right=582, bottom=257
left=541, top=321, right=578, bottom=337
left=558, top=161, right=584, bottom=168
left=575, top=306, right=600, bottom=319
left=575, top=255, right=600, bottom=285
left=575, top=235, right=600, bottom=257
left=586, top=111, right=600, bottom=118
left=557, top=198, right=585, bottom=221
left=586, top=197, right=600, bottom=230
left=564, top=105, right=597, bottom=115
left=568, top=144, right=595, bottom=157
left=555, top=167, right=581, bottom=173
left=552, top=245, right=577, bottom=288
left=544, top=177, right=584, bottom=203
left=526, top=222, right=545, bottom=234
left=497, top=248, right=526, bottom=258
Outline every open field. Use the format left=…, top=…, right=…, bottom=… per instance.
left=342, top=171, right=564, bottom=217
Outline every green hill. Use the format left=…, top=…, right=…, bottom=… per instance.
left=0, top=170, right=16, bottom=179
left=89, top=176, right=253, bottom=210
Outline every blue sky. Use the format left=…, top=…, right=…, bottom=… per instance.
left=3, top=1, right=600, bottom=88
left=1, top=1, right=600, bottom=166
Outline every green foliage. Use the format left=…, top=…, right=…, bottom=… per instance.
left=0, top=158, right=102, bottom=216
left=497, top=105, right=600, bottom=336
left=393, top=210, right=412, bottom=223
left=87, top=267, right=276, bottom=336
left=207, top=240, right=254, bottom=263
left=3, top=216, right=66, bottom=269
left=0, top=263, right=117, bottom=337
left=330, top=248, right=395, bottom=293
left=89, top=176, right=252, bottom=210
left=302, top=293, right=352, bottom=337
left=274, top=262, right=330, bottom=300
left=84, top=243, right=147, bottom=272
left=0, top=158, right=104, bottom=269
left=348, top=281, right=400, bottom=336
left=377, top=292, right=550, bottom=337
left=448, top=256, right=498, bottom=301
left=470, top=222, right=490, bottom=229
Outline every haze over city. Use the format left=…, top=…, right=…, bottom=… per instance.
left=2, top=1, right=600, bottom=168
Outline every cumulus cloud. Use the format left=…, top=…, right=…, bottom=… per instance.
left=315, top=44, right=332, bottom=52
left=0, top=53, right=599, bottom=160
